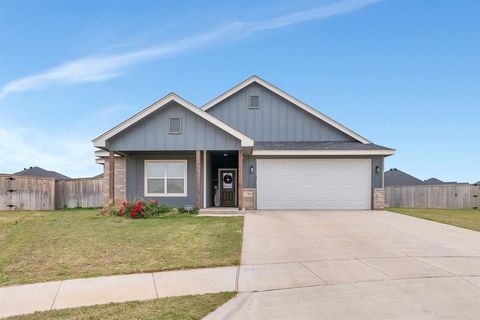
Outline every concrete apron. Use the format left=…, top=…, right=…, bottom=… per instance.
left=0, top=267, right=237, bottom=318
left=205, top=210, right=480, bottom=319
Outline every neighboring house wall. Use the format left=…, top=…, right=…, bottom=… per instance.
left=125, top=152, right=202, bottom=207
left=107, top=101, right=241, bottom=151
left=206, top=83, right=355, bottom=142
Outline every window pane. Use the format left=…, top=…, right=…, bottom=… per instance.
left=167, top=179, right=184, bottom=193
left=147, top=179, right=164, bottom=193
left=250, top=96, right=259, bottom=108
left=169, top=118, right=181, bottom=133
left=146, top=162, right=165, bottom=177
left=167, top=162, right=185, bottom=177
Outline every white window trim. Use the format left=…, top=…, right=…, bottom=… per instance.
left=144, top=160, right=188, bottom=197
left=249, top=95, right=260, bottom=109
left=168, top=117, right=182, bottom=134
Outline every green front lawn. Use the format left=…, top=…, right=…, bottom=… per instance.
left=0, top=209, right=243, bottom=286
left=387, top=208, right=480, bottom=232
left=5, top=292, right=235, bottom=320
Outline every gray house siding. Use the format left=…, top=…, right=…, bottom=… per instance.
left=206, top=83, right=355, bottom=142
left=107, top=101, right=241, bottom=152
left=243, top=155, right=384, bottom=190
left=125, top=152, right=204, bottom=207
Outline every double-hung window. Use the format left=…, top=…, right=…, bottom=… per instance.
left=145, top=160, right=187, bottom=196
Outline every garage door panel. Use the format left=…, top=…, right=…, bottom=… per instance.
left=257, top=159, right=371, bottom=209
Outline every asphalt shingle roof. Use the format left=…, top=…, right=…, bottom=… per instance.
left=424, top=178, right=444, bottom=185
left=14, top=167, right=71, bottom=180
left=254, top=141, right=394, bottom=151
left=384, top=168, right=425, bottom=187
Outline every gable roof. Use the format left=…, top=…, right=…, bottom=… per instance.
left=93, top=93, right=254, bottom=148
left=14, top=166, right=71, bottom=180
left=384, top=168, right=425, bottom=187
left=201, top=75, right=371, bottom=144
left=424, top=178, right=445, bottom=185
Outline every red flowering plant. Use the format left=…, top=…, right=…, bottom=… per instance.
left=109, top=199, right=175, bottom=218
left=106, top=199, right=199, bottom=219
left=130, top=201, right=145, bottom=218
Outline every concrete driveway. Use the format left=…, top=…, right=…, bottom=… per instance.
left=206, top=210, right=480, bottom=319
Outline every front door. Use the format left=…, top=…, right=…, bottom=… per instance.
left=219, top=169, right=236, bottom=207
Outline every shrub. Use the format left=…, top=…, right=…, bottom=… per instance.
left=103, top=200, right=200, bottom=219
left=178, top=205, right=199, bottom=215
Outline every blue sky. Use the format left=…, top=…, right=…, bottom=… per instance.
left=0, top=0, right=479, bottom=182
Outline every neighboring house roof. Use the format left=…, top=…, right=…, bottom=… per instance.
left=93, top=93, right=254, bottom=148
left=201, top=75, right=371, bottom=144
left=14, top=166, right=71, bottom=180
left=424, top=178, right=445, bottom=185
left=475, top=181, right=480, bottom=185
left=423, top=178, right=462, bottom=185
left=384, top=168, right=425, bottom=187
left=92, top=173, right=103, bottom=179
left=253, top=141, right=395, bottom=156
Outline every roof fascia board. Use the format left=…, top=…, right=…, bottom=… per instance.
left=201, top=76, right=371, bottom=144
left=252, top=149, right=395, bottom=156
left=93, top=93, right=254, bottom=148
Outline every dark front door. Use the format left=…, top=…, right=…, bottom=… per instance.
left=219, top=169, right=236, bottom=207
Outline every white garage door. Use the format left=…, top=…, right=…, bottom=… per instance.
left=257, top=159, right=371, bottom=209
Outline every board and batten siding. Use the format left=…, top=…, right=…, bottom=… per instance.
left=107, top=101, right=241, bottom=151
left=125, top=153, right=203, bottom=207
left=242, top=155, right=384, bottom=190
left=206, top=83, right=355, bottom=142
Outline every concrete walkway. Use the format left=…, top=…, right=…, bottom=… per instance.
left=0, top=267, right=237, bottom=318
left=206, top=210, right=480, bottom=319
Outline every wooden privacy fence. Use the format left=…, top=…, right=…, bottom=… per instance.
left=0, top=175, right=104, bottom=210
left=0, top=174, right=55, bottom=210
left=55, top=178, right=104, bottom=209
left=386, top=184, right=480, bottom=209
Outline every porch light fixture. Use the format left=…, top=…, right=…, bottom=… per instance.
left=375, top=165, right=380, bottom=174
left=250, top=166, right=254, bottom=174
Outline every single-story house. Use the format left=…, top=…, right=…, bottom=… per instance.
left=14, top=166, right=71, bottom=180
left=385, top=168, right=425, bottom=187
left=93, top=76, right=395, bottom=210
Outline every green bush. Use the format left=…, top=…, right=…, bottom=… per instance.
left=178, top=205, right=199, bottom=215
left=102, top=200, right=198, bottom=219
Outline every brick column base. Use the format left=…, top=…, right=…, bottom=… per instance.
left=103, top=157, right=126, bottom=207
left=243, top=188, right=256, bottom=210
left=373, top=188, right=385, bottom=210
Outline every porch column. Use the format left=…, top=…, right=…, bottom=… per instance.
left=238, top=150, right=244, bottom=210
left=108, top=150, right=115, bottom=206
left=195, top=150, right=201, bottom=208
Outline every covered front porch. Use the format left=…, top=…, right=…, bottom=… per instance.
left=101, top=149, right=246, bottom=210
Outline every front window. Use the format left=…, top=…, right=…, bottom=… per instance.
left=145, top=160, right=187, bottom=196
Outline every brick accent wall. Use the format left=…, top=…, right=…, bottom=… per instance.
left=103, top=156, right=126, bottom=207
left=373, top=188, right=385, bottom=210
left=243, top=188, right=256, bottom=210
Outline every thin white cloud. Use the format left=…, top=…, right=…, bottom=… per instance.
left=0, top=0, right=380, bottom=99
